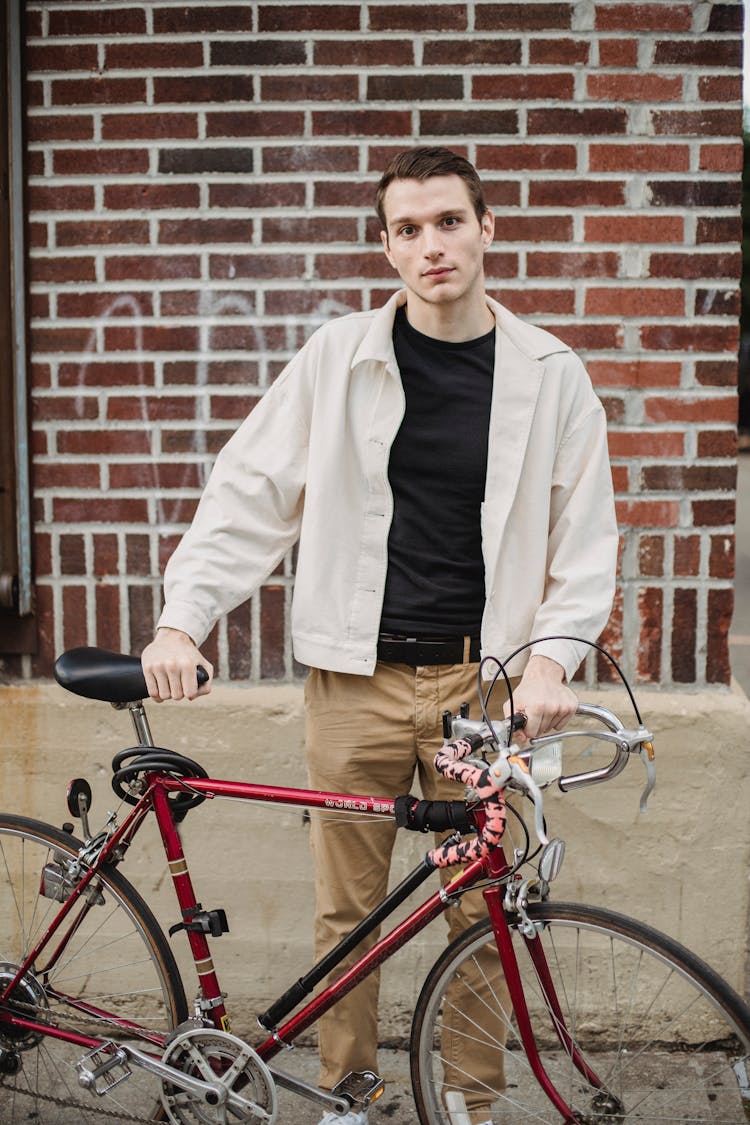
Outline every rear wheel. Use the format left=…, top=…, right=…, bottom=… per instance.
left=411, top=902, right=750, bottom=1123
left=0, top=813, right=188, bottom=1123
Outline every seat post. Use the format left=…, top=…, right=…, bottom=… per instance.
left=111, top=700, right=155, bottom=748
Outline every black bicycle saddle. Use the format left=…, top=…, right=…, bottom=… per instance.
left=54, top=647, right=150, bottom=704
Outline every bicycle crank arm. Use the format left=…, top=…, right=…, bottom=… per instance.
left=81, top=1041, right=230, bottom=1109
left=268, top=1066, right=351, bottom=1115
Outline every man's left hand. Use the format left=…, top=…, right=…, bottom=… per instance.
left=503, top=654, right=578, bottom=742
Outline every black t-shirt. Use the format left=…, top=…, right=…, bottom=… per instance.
left=380, top=306, right=495, bottom=636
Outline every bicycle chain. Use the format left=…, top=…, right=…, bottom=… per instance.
left=0, top=1073, right=156, bottom=1123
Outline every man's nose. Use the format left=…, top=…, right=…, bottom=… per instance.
left=422, top=226, right=443, bottom=257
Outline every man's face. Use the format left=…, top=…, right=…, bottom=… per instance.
left=379, top=174, right=494, bottom=309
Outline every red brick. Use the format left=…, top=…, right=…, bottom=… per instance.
left=128, top=585, right=154, bottom=656
left=126, top=535, right=151, bottom=577
left=158, top=219, right=253, bottom=244
left=495, top=288, right=575, bottom=315
left=369, top=4, right=468, bottom=30
left=105, top=255, right=201, bottom=282
left=595, top=3, right=692, bottom=30
left=102, top=112, right=199, bottom=141
left=420, top=110, right=519, bottom=136
left=154, top=76, right=254, bottom=103
left=608, top=431, right=684, bottom=457
left=258, top=4, right=361, bottom=31
left=610, top=464, right=629, bottom=491
left=673, top=535, right=700, bottom=577
left=96, top=585, right=121, bottom=652
left=53, top=149, right=149, bottom=176
left=261, top=75, right=358, bottom=102
left=652, top=37, right=742, bottom=68
left=104, top=325, right=199, bottom=353
left=649, top=252, right=742, bottom=281
left=60, top=534, right=86, bottom=575
left=699, top=143, right=743, bottom=173
left=227, top=603, right=252, bottom=680
left=210, top=182, right=305, bottom=209
left=482, top=252, right=520, bottom=278
left=492, top=215, right=573, bottom=242
left=645, top=395, right=737, bottom=423
left=671, top=588, right=697, bottom=682
left=315, top=252, right=403, bottom=280
left=110, top=463, right=203, bottom=489
left=154, top=5, right=253, bottom=31
left=263, top=216, right=357, bottom=243
left=263, top=145, right=358, bottom=173
left=49, top=7, right=146, bottom=34
left=695, top=289, right=740, bottom=318
left=596, top=586, right=623, bottom=682
left=94, top=534, right=120, bottom=576
left=28, top=185, right=96, bottom=211
left=209, top=253, right=306, bottom=280
left=27, top=114, right=95, bottom=142
left=547, top=323, right=624, bottom=351
left=27, top=43, right=98, bottom=71
left=478, top=144, right=577, bottom=171
left=692, top=499, right=735, bottom=527
left=649, top=180, right=741, bottom=208
left=529, top=37, right=590, bottom=64
left=585, top=215, right=684, bottom=243
left=315, top=39, right=414, bottom=66
left=105, top=184, right=198, bottom=213
left=639, top=535, right=664, bottom=577
left=707, top=588, right=732, bottom=683
left=206, top=111, right=304, bottom=138
left=616, top=500, right=679, bottom=527
left=587, top=73, right=683, bottom=101
left=528, top=108, right=628, bottom=135
left=652, top=109, right=742, bottom=137
left=527, top=251, right=619, bottom=278
left=312, top=110, right=411, bottom=136
left=637, top=586, right=663, bottom=682
left=58, top=430, right=152, bottom=455
left=54, top=498, right=150, bottom=523
left=597, top=38, right=639, bottom=66
left=56, top=220, right=149, bottom=247
left=59, top=361, right=155, bottom=388
left=528, top=180, right=625, bottom=207
left=642, top=324, right=739, bottom=354
left=209, top=395, right=260, bottom=420
left=62, top=586, right=88, bottom=650
left=317, top=181, right=382, bottom=209
left=591, top=362, right=682, bottom=389
left=473, top=73, right=574, bottom=100
left=32, top=326, right=95, bottom=353
left=424, top=39, right=521, bottom=65
left=699, top=75, right=744, bottom=103
left=35, top=533, right=52, bottom=578
left=696, top=359, right=738, bottom=387
left=586, top=287, right=684, bottom=317
left=480, top=182, right=522, bottom=208
left=641, top=464, right=735, bottom=492
left=710, top=534, right=735, bottom=579
left=32, top=396, right=98, bottom=422
left=589, top=143, right=690, bottom=172
left=475, top=4, right=572, bottom=29
left=264, top=289, right=362, bottom=316
left=106, top=396, right=196, bottom=422
left=52, top=78, right=147, bottom=106
left=697, top=430, right=737, bottom=458
left=106, top=41, right=204, bottom=69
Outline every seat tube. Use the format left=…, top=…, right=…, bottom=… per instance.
left=152, top=785, right=229, bottom=1029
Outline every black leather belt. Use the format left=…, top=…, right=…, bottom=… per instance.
left=377, top=633, right=481, bottom=666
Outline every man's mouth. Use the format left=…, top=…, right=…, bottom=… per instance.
left=422, top=266, right=454, bottom=278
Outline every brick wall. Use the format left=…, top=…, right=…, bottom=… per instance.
left=12, top=0, right=742, bottom=686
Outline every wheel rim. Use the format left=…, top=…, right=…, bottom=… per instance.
left=0, top=819, right=185, bottom=1124
left=413, top=910, right=750, bottom=1124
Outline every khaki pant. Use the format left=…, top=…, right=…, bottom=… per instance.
left=305, top=661, right=514, bottom=1121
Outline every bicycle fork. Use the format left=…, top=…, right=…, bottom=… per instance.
left=483, top=877, right=610, bottom=1124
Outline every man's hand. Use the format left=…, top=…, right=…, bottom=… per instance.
left=503, top=654, right=577, bottom=742
left=141, top=628, right=214, bottom=702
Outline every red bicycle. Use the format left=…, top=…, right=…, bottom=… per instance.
left=0, top=645, right=748, bottom=1124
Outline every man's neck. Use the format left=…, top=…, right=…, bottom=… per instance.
left=402, top=292, right=495, bottom=342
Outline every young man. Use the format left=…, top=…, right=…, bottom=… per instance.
left=142, top=147, right=618, bottom=1125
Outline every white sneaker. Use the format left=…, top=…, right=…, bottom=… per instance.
left=319, top=1111, right=368, bottom=1124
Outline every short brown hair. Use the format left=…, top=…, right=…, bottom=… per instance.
left=375, top=147, right=488, bottom=230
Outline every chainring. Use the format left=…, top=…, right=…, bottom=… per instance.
left=160, top=1027, right=277, bottom=1124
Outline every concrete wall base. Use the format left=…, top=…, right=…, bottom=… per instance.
left=3, top=679, right=749, bottom=1040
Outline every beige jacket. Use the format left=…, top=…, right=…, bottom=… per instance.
left=158, top=291, right=618, bottom=680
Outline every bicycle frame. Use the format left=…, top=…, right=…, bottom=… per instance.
left=0, top=763, right=603, bottom=1124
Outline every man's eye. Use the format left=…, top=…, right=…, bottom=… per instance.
left=399, top=226, right=415, bottom=237
left=442, top=217, right=459, bottom=228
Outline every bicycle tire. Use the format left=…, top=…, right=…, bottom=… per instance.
left=411, top=901, right=750, bottom=1124
left=0, top=813, right=188, bottom=1124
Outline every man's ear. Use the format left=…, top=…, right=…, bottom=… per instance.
left=481, top=210, right=495, bottom=250
left=380, top=229, right=396, bottom=269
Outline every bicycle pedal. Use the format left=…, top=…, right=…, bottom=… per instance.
left=76, top=1043, right=131, bottom=1096
left=331, top=1069, right=385, bottom=1108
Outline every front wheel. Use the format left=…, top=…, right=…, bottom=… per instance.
left=0, top=813, right=188, bottom=1123
left=410, top=902, right=750, bottom=1124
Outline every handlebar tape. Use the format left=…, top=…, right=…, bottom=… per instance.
left=394, top=795, right=473, bottom=835
left=427, top=738, right=507, bottom=870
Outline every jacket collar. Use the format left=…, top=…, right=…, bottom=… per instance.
left=351, top=289, right=571, bottom=369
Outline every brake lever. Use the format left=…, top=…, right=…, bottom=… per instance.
left=487, top=755, right=549, bottom=846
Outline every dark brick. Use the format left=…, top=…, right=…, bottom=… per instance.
left=159, top=149, right=255, bottom=175
left=671, top=589, right=697, bottom=683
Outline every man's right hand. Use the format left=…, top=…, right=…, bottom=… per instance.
left=141, top=628, right=214, bottom=702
